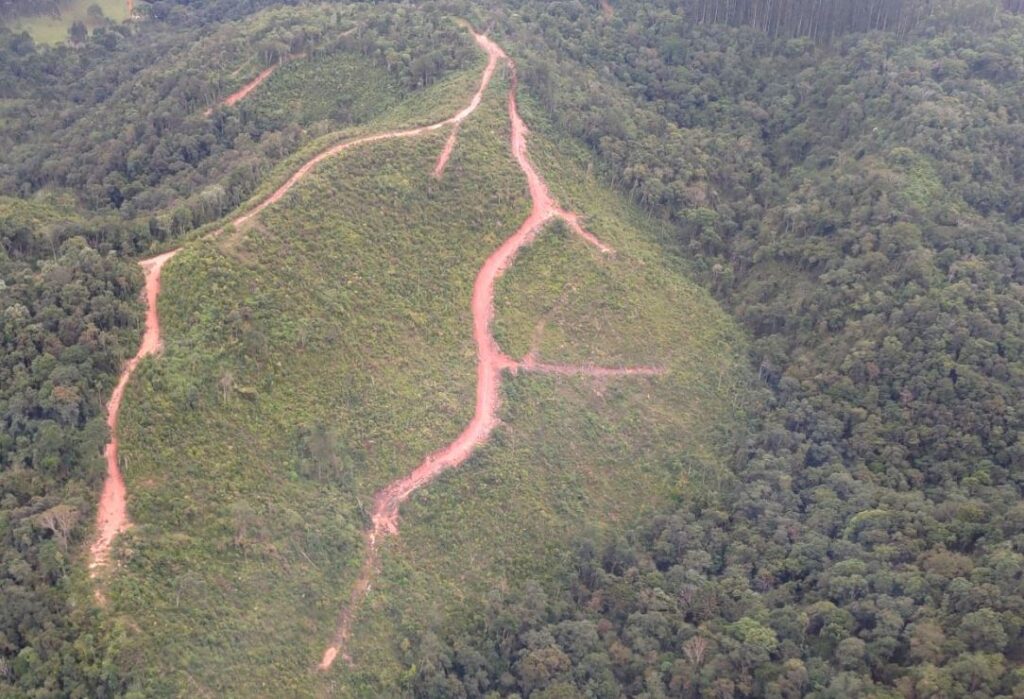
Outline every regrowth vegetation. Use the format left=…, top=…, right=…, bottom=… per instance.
left=4, top=0, right=1024, bottom=697
left=102, top=27, right=744, bottom=698
left=404, top=1, right=1024, bottom=697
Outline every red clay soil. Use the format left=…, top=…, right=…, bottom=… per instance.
left=223, top=65, right=277, bottom=107
left=433, top=123, right=461, bottom=177
left=90, top=250, right=178, bottom=572
left=203, top=65, right=277, bottom=117
left=318, top=39, right=663, bottom=672
left=87, top=24, right=662, bottom=666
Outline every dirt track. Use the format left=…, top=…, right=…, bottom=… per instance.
left=89, top=27, right=503, bottom=578
left=317, top=34, right=662, bottom=672
left=88, top=24, right=662, bottom=668
left=90, top=250, right=177, bottom=572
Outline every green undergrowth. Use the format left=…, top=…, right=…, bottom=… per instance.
left=244, top=53, right=403, bottom=128
left=103, top=52, right=749, bottom=697
left=185, top=55, right=486, bottom=245
left=106, top=69, right=526, bottom=696
left=188, top=6, right=350, bottom=110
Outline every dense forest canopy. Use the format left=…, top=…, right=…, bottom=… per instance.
left=679, top=0, right=1021, bottom=40
left=2, top=0, right=1024, bottom=695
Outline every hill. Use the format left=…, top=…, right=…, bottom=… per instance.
left=5, top=1, right=1024, bottom=697
left=100, top=26, right=747, bottom=697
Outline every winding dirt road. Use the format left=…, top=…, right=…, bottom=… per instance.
left=90, top=24, right=663, bottom=669
left=317, top=38, right=662, bottom=672
left=224, top=32, right=503, bottom=231
left=90, top=250, right=177, bottom=572
left=90, top=30, right=503, bottom=575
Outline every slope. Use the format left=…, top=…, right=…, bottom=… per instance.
left=102, top=32, right=748, bottom=699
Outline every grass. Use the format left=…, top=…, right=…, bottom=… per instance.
left=183, top=52, right=487, bottom=246
left=103, top=53, right=750, bottom=698
left=1, top=0, right=128, bottom=44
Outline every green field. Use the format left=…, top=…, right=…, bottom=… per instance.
left=2, top=0, right=128, bottom=44
left=100, top=49, right=749, bottom=697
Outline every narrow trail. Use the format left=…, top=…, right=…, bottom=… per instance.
left=202, top=29, right=353, bottom=116
left=90, top=250, right=177, bottom=572
left=318, top=38, right=662, bottom=672
left=88, top=23, right=663, bottom=668
left=223, top=64, right=277, bottom=108
left=203, top=63, right=280, bottom=117
left=223, top=32, right=502, bottom=232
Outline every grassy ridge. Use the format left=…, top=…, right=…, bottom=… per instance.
left=106, top=55, right=748, bottom=697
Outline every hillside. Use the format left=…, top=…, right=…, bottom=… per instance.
left=94, top=25, right=746, bottom=695
left=3, top=1, right=1024, bottom=698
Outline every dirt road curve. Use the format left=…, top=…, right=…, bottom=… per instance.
left=90, top=28, right=503, bottom=577
left=225, top=32, right=502, bottom=232
left=318, top=34, right=662, bottom=672
left=90, top=250, right=177, bottom=572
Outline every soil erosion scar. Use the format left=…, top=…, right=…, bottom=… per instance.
left=318, top=34, right=663, bottom=671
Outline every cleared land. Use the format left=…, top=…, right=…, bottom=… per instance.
left=101, top=33, right=748, bottom=699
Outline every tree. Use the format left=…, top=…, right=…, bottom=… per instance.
left=68, top=20, right=87, bottom=44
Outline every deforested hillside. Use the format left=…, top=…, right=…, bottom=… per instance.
left=3, top=1, right=1024, bottom=697
left=100, top=24, right=745, bottom=695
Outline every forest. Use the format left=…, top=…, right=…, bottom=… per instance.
left=1, top=0, right=1024, bottom=696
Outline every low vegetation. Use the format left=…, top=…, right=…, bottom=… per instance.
left=103, top=56, right=746, bottom=696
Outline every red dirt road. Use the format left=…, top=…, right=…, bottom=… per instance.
left=90, top=250, right=178, bottom=572
left=204, top=62, right=284, bottom=117
left=90, top=29, right=503, bottom=578
left=227, top=32, right=503, bottom=232
left=87, top=24, right=662, bottom=668
left=318, top=39, right=662, bottom=672
left=223, top=64, right=277, bottom=107
left=91, top=30, right=502, bottom=577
